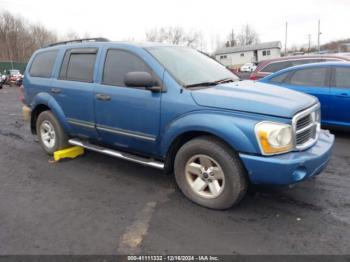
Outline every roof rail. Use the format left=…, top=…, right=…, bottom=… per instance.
left=44, top=37, right=110, bottom=48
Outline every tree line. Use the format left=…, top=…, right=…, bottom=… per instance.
left=0, top=11, right=89, bottom=62
left=0, top=11, right=58, bottom=62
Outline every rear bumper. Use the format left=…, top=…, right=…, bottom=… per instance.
left=239, top=130, right=334, bottom=185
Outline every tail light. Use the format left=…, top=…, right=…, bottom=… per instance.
left=250, top=75, right=258, bottom=80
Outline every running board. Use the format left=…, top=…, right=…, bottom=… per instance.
left=68, top=138, right=164, bottom=169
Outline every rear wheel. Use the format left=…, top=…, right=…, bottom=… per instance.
left=36, top=111, right=69, bottom=155
left=174, top=136, right=247, bottom=210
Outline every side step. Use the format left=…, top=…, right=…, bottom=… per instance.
left=68, top=138, right=164, bottom=169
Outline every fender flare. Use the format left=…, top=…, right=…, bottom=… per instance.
left=160, top=112, right=260, bottom=157
left=31, top=92, right=70, bottom=132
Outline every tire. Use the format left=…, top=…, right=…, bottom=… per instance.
left=174, top=136, right=247, bottom=210
left=36, top=111, right=69, bottom=155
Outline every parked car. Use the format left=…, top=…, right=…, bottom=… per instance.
left=0, top=71, right=6, bottom=88
left=5, top=69, right=22, bottom=84
left=259, top=62, right=350, bottom=129
left=22, top=38, right=334, bottom=209
left=240, top=62, right=257, bottom=72
left=250, top=55, right=350, bottom=80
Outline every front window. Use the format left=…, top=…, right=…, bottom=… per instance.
left=147, top=46, right=239, bottom=87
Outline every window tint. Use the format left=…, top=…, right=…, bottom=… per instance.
left=291, top=59, right=321, bottom=66
left=261, top=61, right=293, bottom=73
left=103, top=49, right=151, bottom=87
left=270, top=72, right=289, bottom=83
left=289, top=67, right=328, bottom=87
left=334, top=67, right=350, bottom=88
left=60, top=49, right=97, bottom=82
left=29, top=50, right=58, bottom=78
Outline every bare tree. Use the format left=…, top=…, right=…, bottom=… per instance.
left=145, top=26, right=202, bottom=48
left=0, top=10, right=81, bottom=62
left=237, top=24, right=260, bottom=46
left=225, top=29, right=237, bottom=47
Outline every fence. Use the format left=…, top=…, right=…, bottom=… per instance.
left=0, top=61, right=27, bottom=74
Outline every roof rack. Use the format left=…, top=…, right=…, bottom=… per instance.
left=44, top=37, right=110, bottom=48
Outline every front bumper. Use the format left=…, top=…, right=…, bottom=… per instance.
left=239, top=130, right=334, bottom=185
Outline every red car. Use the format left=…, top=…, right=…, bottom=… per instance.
left=249, top=54, right=350, bottom=80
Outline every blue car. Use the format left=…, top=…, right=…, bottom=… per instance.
left=259, top=62, right=350, bottom=129
left=22, top=38, right=334, bottom=209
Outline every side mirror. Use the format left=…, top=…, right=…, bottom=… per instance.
left=124, top=71, right=161, bottom=92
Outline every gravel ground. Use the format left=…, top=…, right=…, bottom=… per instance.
left=0, top=85, right=349, bottom=255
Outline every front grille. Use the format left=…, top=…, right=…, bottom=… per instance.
left=296, top=126, right=316, bottom=145
left=293, top=104, right=320, bottom=150
left=296, top=114, right=312, bottom=130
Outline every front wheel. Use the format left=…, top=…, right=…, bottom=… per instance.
left=174, top=136, right=248, bottom=210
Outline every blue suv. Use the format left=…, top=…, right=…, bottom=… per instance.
left=23, top=38, right=334, bottom=209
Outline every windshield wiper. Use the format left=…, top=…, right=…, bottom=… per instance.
left=185, top=78, right=236, bottom=88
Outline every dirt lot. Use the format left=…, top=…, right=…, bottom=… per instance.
left=0, top=85, right=349, bottom=255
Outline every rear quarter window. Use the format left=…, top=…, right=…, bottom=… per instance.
left=29, top=50, right=58, bottom=78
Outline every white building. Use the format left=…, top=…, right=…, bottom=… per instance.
left=215, top=41, right=282, bottom=67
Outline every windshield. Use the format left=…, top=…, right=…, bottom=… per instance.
left=147, top=46, right=239, bottom=87
left=10, top=70, right=20, bottom=75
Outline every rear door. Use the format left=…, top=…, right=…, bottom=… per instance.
left=329, top=66, right=350, bottom=127
left=281, top=66, right=331, bottom=122
left=51, top=48, right=99, bottom=138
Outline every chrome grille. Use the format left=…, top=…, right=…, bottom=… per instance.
left=296, top=114, right=312, bottom=130
left=293, top=104, right=320, bottom=150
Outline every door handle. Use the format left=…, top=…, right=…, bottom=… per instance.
left=96, top=93, right=111, bottom=101
left=51, top=88, right=61, bottom=94
left=336, top=93, right=350, bottom=98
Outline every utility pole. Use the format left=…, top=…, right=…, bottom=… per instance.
left=230, top=29, right=235, bottom=46
left=284, top=22, right=288, bottom=56
left=308, top=34, right=311, bottom=53
left=317, top=20, right=322, bottom=53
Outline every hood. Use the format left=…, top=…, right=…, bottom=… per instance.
left=191, top=80, right=318, bottom=118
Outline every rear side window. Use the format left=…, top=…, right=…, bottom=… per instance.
left=103, top=49, right=151, bottom=87
left=291, top=59, right=321, bottom=66
left=59, top=49, right=97, bottom=83
left=261, top=61, right=293, bottom=73
left=29, top=50, right=58, bottom=78
left=334, top=67, right=350, bottom=88
left=289, top=67, right=328, bottom=87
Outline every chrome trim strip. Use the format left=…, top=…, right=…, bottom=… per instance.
left=96, top=125, right=156, bottom=142
left=68, top=138, right=164, bottom=169
left=67, top=118, right=95, bottom=129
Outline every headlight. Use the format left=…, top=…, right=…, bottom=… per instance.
left=255, top=122, right=293, bottom=155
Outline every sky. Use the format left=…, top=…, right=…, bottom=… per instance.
left=0, top=0, right=348, bottom=52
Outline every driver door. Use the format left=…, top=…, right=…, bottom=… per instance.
left=94, top=49, right=161, bottom=155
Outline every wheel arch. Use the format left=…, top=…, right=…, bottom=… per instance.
left=161, top=113, right=259, bottom=174
left=30, top=92, right=70, bottom=134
